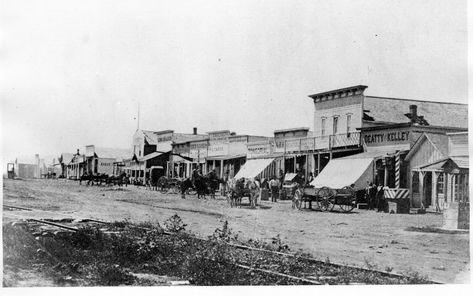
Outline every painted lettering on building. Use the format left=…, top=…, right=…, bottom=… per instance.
left=363, top=130, right=410, bottom=146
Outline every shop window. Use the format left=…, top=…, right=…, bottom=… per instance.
left=333, top=116, right=339, bottom=135
left=321, top=118, right=326, bottom=137
left=412, top=172, right=420, bottom=194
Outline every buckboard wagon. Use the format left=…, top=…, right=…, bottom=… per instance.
left=293, top=185, right=357, bottom=212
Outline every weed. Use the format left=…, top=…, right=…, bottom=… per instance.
left=164, top=214, right=187, bottom=232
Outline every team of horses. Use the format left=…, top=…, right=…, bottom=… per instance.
left=79, top=172, right=128, bottom=187
left=79, top=171, right=262, bottom=208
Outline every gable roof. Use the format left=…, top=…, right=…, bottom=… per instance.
left=364, top=96, right=468, bottom=128
left=94, top=147, right=132, bottom=161
left=141, top=130, right=161, bottom=145
left=405, top=132, right=449, bottom=161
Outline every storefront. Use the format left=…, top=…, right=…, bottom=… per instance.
left=406, top=132, right=469, bottom=212
left=236, top=140, right=282, bottom=180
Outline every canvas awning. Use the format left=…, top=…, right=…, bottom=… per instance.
left=234, top=158, right=275, bottom=179
left=310, top=148, right=406, bottom=190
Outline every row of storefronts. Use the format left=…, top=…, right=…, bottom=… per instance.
left=58, top=85, right=468, bottom=215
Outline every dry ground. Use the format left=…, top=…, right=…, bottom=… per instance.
left=2, top=178, right=470, bottom=284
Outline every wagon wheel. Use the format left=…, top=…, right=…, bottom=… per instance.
left=317, top=186, right=335, bottom=212
left=293, top=190, right=302, bottom=210
left=170, top=184, right=180, bottom=194
left=338, top=186, right=356, bottom=213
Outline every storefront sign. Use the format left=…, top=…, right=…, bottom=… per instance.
left=363, top=129, right=410, bottom=147
left=300, top=138, right=315, bottom=151
left=173, top=143, right=189, bottom=156
left=285, top=139, right=301, bottom=153
left=189, top=142, right=208, bottom=160
left=157, top=133, right=173, bottom=143
left=229, top=136, right=248, bottom=143
left=208, top=131, right=230, bottom=142
left=207, top=143, right=228, bottom=157
left=247, top=142, right=273, bottom=158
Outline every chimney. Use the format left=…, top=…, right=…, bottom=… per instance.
left=409, top=105, right=417, bottom=122
left=76, top=149, right=80, bottom=155
left=193, top=127, right=197, bottom=135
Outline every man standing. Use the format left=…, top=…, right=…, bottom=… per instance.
left=269, top=175, right=279, bottom=202
left=222, top=169, right=229, bottom=196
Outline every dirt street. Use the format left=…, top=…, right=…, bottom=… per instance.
left=2, top=179, right=470, bottom=284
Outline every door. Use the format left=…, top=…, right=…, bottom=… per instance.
left=423, top=172, right=432, bottom=207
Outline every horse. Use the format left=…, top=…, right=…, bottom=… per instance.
left=245, top=178, right=260, bottom=209
left=226, top=178, right=245, bottom=208
left=179, top=178, right=194, bottom=199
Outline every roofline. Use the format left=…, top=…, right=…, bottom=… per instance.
left=207, top=130, right=231, bottom=134
left=274, top=127, right=310, bottom=134
left=308, top=85, right=368, bottom=99
left=358, top=123, right=468, bottom=132
left=364, top=95, right=467, bottom=106
left=446, top=131, right=469, bottom=136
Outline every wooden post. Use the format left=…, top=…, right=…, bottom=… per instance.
left=317, top=152, right=320, bottom=176
left=294, top=156, right=296, bottom=173
left=220, top=159, right=224, bottom=178
left=419, top=171, right=425, bottom=209
left=432, top=171, right=438, bottom=212
left=384, top=158, right=388, bottom=187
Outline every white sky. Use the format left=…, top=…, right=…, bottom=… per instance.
left=0, top=0, right=468, bottom=166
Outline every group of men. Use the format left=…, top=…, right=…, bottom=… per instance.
left=364, top=182, right=387, bottom=212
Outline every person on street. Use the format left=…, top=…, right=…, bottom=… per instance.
left=222, top=169, right=229, bottom=196
left=269, top=175, right=280, bottom=202
left=307, top=172, right=314, bottom=184
left=376, top=185, right=386, bottom=212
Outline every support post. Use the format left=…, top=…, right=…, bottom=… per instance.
left=419, top=171, right=425, bottom=209
left=395, top=150, right=400, bottom=188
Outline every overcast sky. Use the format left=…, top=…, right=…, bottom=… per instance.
left=0, top=0, right=468, bottom=165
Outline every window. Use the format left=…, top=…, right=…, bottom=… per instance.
left=412, top=172, right=419, bottom=194
left=321, top=118, right=326, bottom=137
left=346, top=114, right=352, bottom=136
left=437, top=173, right=444, bottom=195
left=333, top=116, right=339, bottom=135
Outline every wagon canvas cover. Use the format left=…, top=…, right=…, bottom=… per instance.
left=310, top=157, right=374, bottom=190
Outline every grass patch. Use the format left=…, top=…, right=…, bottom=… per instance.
left=3, top=217, right=432, bottom=286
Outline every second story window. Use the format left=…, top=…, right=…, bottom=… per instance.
left=346, top=114, right=352, bottom=137
left=321, top=118, right=326, bottom=137
left=333, top=116, right=339, bottom=135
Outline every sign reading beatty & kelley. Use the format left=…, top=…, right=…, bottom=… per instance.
left=363, top=128, right=411, bottom=147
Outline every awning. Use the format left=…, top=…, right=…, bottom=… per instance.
left=310, top=148, right=407, bottom=190
left=234, top=158, right=275, bottom=179
left=138, top=151, right=170, bottom=162
left=311, top=157, right=374, bottom=190
left=172, top=155, right=193, bottom=163
left=206, top=154, right=246, bottom=161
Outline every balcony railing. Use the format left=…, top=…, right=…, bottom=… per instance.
left=279, top=131, right=361, bottom=154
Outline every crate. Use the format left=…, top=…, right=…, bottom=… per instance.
left=386, top=198, right=410, bottom=214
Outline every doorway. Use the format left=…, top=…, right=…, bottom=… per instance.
left=423, top=172, right=432, bottom=207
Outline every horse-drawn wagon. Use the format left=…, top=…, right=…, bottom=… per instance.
left=280, top=173, right=300, bottom=200
left=293, top=185, right=357, bottom=212
left=292, top=155, right=377, bottom=213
